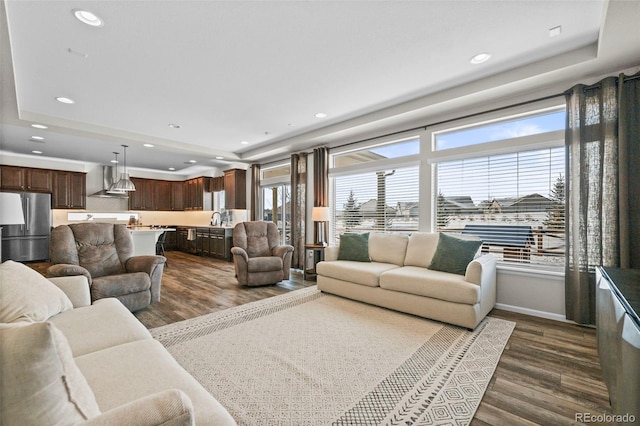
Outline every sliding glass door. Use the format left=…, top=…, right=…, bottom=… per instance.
left=261, top=184, right=291, bottom=245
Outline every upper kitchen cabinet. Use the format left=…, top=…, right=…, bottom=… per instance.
left=128, top=178, right=155, bottom=210
left=224, top=169, right=246, bottom=209
left=171, top=181, right=184, bottom=211
left=184, top=177, right=212, bottom=211
left=0, top=166, right=53, bottom=193
left=52, top=171, right=86, bottom=209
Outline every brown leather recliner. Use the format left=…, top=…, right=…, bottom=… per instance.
left=46, top=223, right=166, bottom=312
left=230, top=221, right=294, bottom=287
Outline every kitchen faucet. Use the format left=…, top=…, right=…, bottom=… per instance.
left=211, top=211, right=221, bottom=226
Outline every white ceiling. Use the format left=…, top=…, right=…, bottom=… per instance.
left=1, top=0, right=639, bottom=174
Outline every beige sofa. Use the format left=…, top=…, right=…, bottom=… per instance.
left=0, top=260, right=236, bottom=426
left=316, top=232, right=497, bottom=329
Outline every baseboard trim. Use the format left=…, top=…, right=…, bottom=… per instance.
left=494, top=303, right=571, bottom=323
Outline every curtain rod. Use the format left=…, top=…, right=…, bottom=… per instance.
left=332, top=92, right=565, bottom=151
left=564, top=71, right=640, bottom=94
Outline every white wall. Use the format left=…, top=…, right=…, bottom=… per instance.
left=495, top=268, right=566, bottom=321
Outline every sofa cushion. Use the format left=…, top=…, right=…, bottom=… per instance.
left=316, top=260, right=399, bottom=287
left=49, top=298, right=152, bottom=357
left=337, top=233, right=370, bottom=262
left=380, top=266, right=481, bottom=305
left=0, top=260, right=73, bottom=324
left=368, top=233, right=409, bottom=266
left=0, top=322, right=101, bottom=424
left=403, top=233, right=440, bottom=268
left=75, top=339, right=237, bottom=425
left=428, top=233, right=482, bottom=275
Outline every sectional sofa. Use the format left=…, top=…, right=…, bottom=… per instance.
left=0, top=260, right=236, bottom=425
left=316, top=232, right=497, bottom=329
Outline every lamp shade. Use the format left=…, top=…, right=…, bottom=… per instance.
left=0, top=193, right=25, bottom=225
left=312, top=206, right=330, bottom=222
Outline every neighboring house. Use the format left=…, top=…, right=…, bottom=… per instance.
left=442, top=196, right=480, bottom=214
left=359, top=199, right=396, bottom=218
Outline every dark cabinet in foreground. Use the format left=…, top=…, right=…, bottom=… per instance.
left=176, top=227, right=232, bottom=260
left=596, top=267, right=640, bottom=422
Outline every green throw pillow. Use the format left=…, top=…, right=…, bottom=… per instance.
left=428, top=233, right=482, bottom=275
left=337, top=233, right=370, bottom=262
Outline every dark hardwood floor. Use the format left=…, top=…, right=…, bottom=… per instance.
left=32, top=250, right=614, bottom=425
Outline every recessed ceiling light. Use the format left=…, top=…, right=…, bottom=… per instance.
left=168, top=167, right=176, bottom=171
left=30, top=136, right=44, bottom=141
left=188, top=160, right=197, bottom=164
left=314, top=113, right=328, bottom=118
left=470, top=53, right=491, bottom=64
left=32, top=150, right=43, bottom=154
left=31, top=124, right=48, bottom=129
left=240, top=141, right=249, bottom=145
left=168, top=123, right=181, bottom=129
left=143, top=143, right=154, bottom=148
left=549, top=25, right=562, bottom=38
left=110, top=159, right=119, bottom=164
left=215, top=156, right=224, bottom=160
left=56, top=97, right=75, bottom=104
left=72, top=9, right=104, bottom=27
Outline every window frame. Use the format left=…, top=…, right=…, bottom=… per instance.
left=426, top=102, right=567, bottom=271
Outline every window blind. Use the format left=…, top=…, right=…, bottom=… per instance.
left=435, top=147, right=565, bottom=268
left=330, top=165, right=419, bottom=244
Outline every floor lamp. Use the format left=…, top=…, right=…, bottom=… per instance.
left=312, top=206, right=330, bottom=246
left=0, top=193, right=25, bottom=262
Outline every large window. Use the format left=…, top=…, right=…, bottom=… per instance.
left=432, top=107, right=566, bottom=269
left=330, top=136, right=420, bottom=244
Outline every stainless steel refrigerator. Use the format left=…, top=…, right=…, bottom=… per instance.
left=1, top=192, right=51, bottom=262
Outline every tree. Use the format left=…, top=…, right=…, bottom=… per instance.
left=544, top=174, right=565, bottom=229
left=436, top=191, right=450, bottom=229
left=343, top=190, right=362, bottom=230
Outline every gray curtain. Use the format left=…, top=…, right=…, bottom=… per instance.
left=313, top=147, right=329, bottom=243
left=250, top=164, right=260, bottom=221
left=290, top=153, right=307, bottom=270
left=565, top=72, right=640, bottom=325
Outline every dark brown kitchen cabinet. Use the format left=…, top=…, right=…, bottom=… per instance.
left=52, top=171, right=86, bottom=209
left=153, top=180, right=172, bottom=211
left=184, top=177, right=212, bottom=211
left=171, top=181, right=184, bottom=211
left=224, top=168, right=246, bottom=209
left=128, top=178, right=154, bottom=210
left=0, top=166, right=52, bottom=192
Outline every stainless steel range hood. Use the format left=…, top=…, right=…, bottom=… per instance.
left=89, top=166, right=130, bottom=198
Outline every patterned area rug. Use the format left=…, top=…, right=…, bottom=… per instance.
left=152, top=286, right=515, bottom=425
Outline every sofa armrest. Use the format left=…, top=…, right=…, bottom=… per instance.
left=48, top=276, right=91, bottom=308
left=47, top=264, right=92, bottom=285
left=465, top=254, right=497, bottom=286
left=80, top=389, right=194, bottom=426
left=324, top=246, right=339, bottom=262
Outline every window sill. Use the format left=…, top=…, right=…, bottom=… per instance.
left=497, top=264, right=565, bottom=278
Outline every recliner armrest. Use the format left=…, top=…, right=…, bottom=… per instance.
left=47, top=264, right=92, bottom=285
left=125, top=255, right=166, bottom=274
left=80, top=389, right=194, bottom=426
left=272, top=245, right=294, bottom=259
left=230, top=247, right=249, bottom=262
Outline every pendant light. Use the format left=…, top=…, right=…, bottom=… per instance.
left=107, top=152, right=128, bottom=195
left=112, top=144, right=136, bottom=191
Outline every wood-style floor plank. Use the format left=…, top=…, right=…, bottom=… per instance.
left=29, top=250, right=614, bottom=424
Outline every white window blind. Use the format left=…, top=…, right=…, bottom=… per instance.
left=331, top=165, right=419, bottom=244
left=435, top=147, right=565, bottom=268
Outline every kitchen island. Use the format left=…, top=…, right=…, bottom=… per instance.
left=128, top=226, right=175, bottom=257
